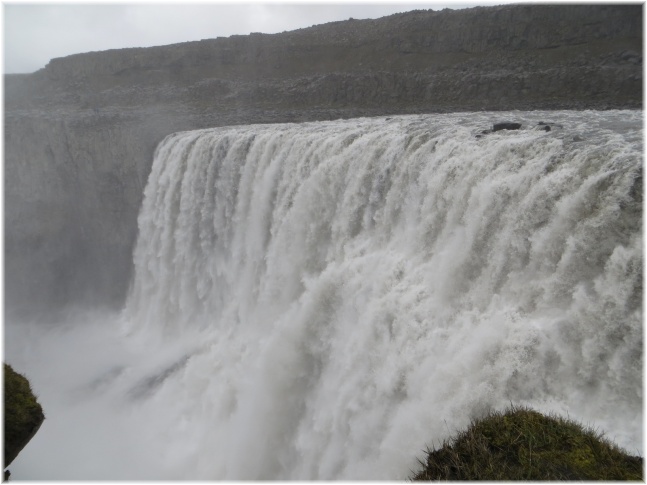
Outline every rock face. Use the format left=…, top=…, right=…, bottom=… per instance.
left=4, top=4, right=643, bottom=318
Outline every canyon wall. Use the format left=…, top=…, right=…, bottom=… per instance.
left=4, top=4, right=642, bottom=318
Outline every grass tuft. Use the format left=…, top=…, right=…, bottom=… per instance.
left=411, top=405, right=642, bottom=481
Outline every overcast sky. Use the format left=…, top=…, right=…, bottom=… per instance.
left=1, top=1, right=511, bottom=74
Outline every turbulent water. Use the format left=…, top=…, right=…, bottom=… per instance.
left=5, top=110, right=643, bottom=479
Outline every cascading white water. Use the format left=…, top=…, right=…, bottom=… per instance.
left=6, top=110, right=643, bottom=479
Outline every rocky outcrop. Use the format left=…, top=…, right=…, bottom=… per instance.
left=4, top=364, right=45, bottom=468
left=411, top=406, right=643, bottom=480
left=4, top=4, right=642, bottom=318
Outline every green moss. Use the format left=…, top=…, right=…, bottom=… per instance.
left=4, top=363, right=45, bottom=468
left=412, top=405, right=643, bottom=481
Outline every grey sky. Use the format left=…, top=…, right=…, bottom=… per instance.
left=2, top=2, right=498, bottom=74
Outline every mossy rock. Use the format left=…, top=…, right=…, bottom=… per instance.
left=4, top=364, right=45, bottom=468
left=412, top=405, right=643, bottom=480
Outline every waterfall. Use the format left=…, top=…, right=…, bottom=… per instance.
left=7, top=111, right=643, bottom=479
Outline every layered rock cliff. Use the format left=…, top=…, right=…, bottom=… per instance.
left=4, top=4, right=642, bottom=318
